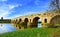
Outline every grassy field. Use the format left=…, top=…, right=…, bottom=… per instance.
left=0, top=28, right=60, bottom=37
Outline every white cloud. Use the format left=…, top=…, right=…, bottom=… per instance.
left=8, top=4, right=22, bottom=10
left=8, top=4, right=19, bottom=10
left=0, top=4, right=20, bottom=19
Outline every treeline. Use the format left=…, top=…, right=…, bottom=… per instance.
left=0, top=19, right=11, bottom=23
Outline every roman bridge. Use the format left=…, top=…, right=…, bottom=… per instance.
left=11, top=11, right=60, bottom=29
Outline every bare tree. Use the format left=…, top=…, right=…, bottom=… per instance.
left=49, top=0, right=60, bottom=12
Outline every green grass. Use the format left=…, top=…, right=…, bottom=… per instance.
left=0, top=28, right=60, bottom=37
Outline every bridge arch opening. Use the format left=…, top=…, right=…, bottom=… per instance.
left=24, top=18, right=28, bottom=23
left=24, top=18, right=29, bottom=28
left=50, top=15, right=60, bottom=27
left=32, top=17, right=42, bottom=28
left=19, top=18, right=22, bottom=22
left=18, top=18, right=22, bottom=24
left=44, top=18, right=47, bottom=23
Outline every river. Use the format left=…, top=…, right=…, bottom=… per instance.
left=0, top=24, right=16, bottom=34
left=0, top=23, right=42, bottom=34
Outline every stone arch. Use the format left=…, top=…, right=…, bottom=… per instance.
left=24, top=18, right=29, bottom=28
left=15, top=19, right=18, bottom=22
left=24, top=18, right=28, bottom=23
left=44, top=18, right=47, bottom=23
left=50, top=15, right=60, bottom=27
left=19, top=18, right=22, bottom=22
left=14, top=19, right=17, bottom=23
left=16, top=18, right=22, bottom=25
left=32, top=17, right=40, bottom=27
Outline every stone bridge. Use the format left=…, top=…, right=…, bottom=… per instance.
left=11, top=11, right=60, bottom=29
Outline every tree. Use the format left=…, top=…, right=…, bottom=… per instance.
left=49, top=0, right=60, bottom=12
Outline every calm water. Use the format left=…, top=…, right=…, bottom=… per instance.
left=0, top=23, right=42, bottom=34
left=0, top=24, right=16, bottom=34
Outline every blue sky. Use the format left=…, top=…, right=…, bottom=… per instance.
left=0, top=0, right=50, bottom=19
left=0, top=0, right=51, bottom=33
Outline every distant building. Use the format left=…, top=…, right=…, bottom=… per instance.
left=1, top=17, right=3, bottom=20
